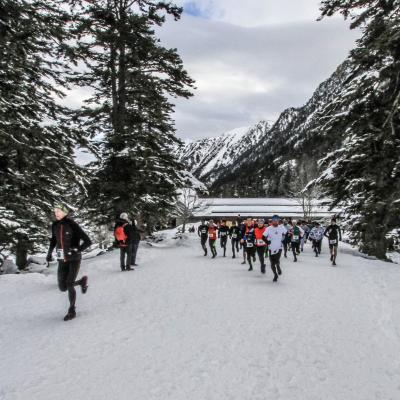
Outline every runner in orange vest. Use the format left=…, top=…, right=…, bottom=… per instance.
left=208, top=220, right=218, bottom=259
left=254, top=219, right=268, bottom=274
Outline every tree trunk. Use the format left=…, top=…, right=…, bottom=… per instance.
left=15, top=237, right=28, bottom=270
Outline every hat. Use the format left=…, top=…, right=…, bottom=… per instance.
left=257, top=219, right=265, bottom=224
left=271, top=215, right=280, bottom=221
left=120, top=212, right=129, bottom=220
left=54, top=204, right=69, bottom=214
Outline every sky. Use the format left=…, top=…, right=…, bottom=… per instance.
left=155, top=0, right=361, bottom=141
left=67, top=0, right=361, bottom=145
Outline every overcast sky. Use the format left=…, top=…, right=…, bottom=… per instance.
left=68, top=0, right=361, bottom=145
left=154, top=0, right=361, bottom=141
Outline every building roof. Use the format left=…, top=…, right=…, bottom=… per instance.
left=193, top=198, right=341, bottom=219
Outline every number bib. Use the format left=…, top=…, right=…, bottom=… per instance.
left=292, top=235, right=299, bottom=241
left=246, top=242, right=254, bottom=248
left=56, top=249, right=64, bottom=260
left=232, top=234, right=238, bottom=239
left=209, top=233, right=214, bottom=238
left=201, top=229, right=207, bottom=234
left=257, top=239, right=265, bottom=246
left=220, top=232, right=227, bottom=237
left=329, top=239, right=338, bottom=245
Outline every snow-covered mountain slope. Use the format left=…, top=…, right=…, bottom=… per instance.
left=208, top=61, right=353, bottom=197
left=179, top=60, right=352, bottom=197
left=2, top=231, right=400, bottom=400
left=177, top=121, right=270, bottom=185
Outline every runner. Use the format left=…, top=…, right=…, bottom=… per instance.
left=264, top=215, right=286, bottom=282
left=218, top=220, right=230, bottom=257
left=197, top=220, right=209, bottom=256
left=241, top=219, right=257, bottom=271
left=208, top=220, right=218, bottom=259
left=229, top=221, right=240, bottom=259
left=309, top=222, right=324, bottom=257
left=282, top=219, right=291, bottom=258
left=301, top=221, right=310, bottom=252
left=288, top=220, right=304, bottom=262
left=324, top=218, right=342, bottom=266
left=298, top=221, right=306, bottom=252
left=238, top=220, right=248, bottom=265
left=46, top=205, right=91, bottom=321
left=254, top=219, right=268, bottom=274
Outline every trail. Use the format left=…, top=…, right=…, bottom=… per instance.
left=1, top=232, right=400, bottom=400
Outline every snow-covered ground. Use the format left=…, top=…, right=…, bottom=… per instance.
left=1, top=230, right=400, bottom=400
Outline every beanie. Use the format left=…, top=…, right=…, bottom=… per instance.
left=54, top=204, right=69, bottom=214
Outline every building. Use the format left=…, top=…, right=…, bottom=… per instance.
left=193, top=198, right=341, bottom=221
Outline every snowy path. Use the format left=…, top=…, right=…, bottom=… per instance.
left=1, top=233, right=400, bottom=400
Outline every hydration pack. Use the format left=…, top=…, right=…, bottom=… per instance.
left=115, top=223, right=128, bottom=245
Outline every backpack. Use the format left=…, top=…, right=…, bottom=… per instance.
left=115, top=223, right=128, bottom=246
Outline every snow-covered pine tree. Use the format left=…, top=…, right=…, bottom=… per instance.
left=70, top=0, right=194, bottom=226
left=317, top=0, right=400, bottom=259
left=0, top=0, right=88, bottom=268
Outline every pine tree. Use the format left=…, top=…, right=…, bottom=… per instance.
left=317, top=0, right=400, bottom=259
left=0, top=1, right=87, bottom=268
left=70, top=0, right=195, bottom=228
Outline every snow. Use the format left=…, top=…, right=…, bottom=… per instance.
left=194, top=198, right=341, bottom=218
left=1, top=230, right=400, bottom=400
left=178, top=122, right=269, bottom=184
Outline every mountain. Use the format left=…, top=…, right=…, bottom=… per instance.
left=177, top=122, right=270, bottom=185
left=179, top=60, right=352, bottom=197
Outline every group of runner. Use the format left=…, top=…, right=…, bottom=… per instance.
left=197, top=215, right=342, bottom=282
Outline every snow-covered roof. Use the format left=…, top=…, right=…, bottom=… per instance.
left=193, top=198, right=341, bottom=219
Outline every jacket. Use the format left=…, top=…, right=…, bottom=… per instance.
left=48, top=217, right=92, bottom=262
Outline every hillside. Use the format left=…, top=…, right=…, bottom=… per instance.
left=179, top=61, right=352, bottom=197
left=177, top=122, right=270, bottom=185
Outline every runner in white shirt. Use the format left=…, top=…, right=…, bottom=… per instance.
left=263, top=215, right=287, bottom=282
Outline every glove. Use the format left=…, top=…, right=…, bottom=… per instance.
left=46, top=253, right=52, bottom=262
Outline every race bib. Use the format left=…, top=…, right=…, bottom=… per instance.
left=232, top=234, right=238, bottom=239
left=292, top=235, right=299, bottom=241
left=56, top=249, right=64, bottom=260
left=209, top=233, right=214, bottom=238
left=220, top=232, right=227, bottom=236
left=257, top=239, right=265, bottom=246
left=201, top=229, right=207, bottom=234
left=246, top=242, right=254, bottom=248
left=329, top=239, right=337, bottom=245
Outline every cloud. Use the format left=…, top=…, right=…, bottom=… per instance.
left=62, top=0, right=361, bottom=142
left=157, top=4, right=361, bottom=140
left=177, top=0, right=325, bottom=27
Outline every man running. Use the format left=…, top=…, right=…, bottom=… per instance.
left=309, top=222, right=324, bottom=257
left=324, top=218, right=342, bottom=266
left=229, top=221, right=240, bottom=259
left=282, top=219, right=291, bottom=258
left=241, top=220, right=257, bottom=271
left=198, top=220, right=209, bottom=256
left=254, top=219, right=268, bottom=274
left=218, top=220, right=230, bottom=257
left=288, top=220, right=304, bottom=262
left=208, top=220, right=218, bottom=259
left=238, top=220, right=248, bottom=265
left=46, top=205, right=91, bottom=321
left=264, top=215, right=286, bottom=282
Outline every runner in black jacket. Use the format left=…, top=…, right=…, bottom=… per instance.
left=46, top=205, right=92, bottom=321
left=198, top=221, right=209, bottom=256
left=324, top=218, right=342, bottom=266
left=218, top=221, right=230, bottom=257
left=229, top=221, right=240, bottom=259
